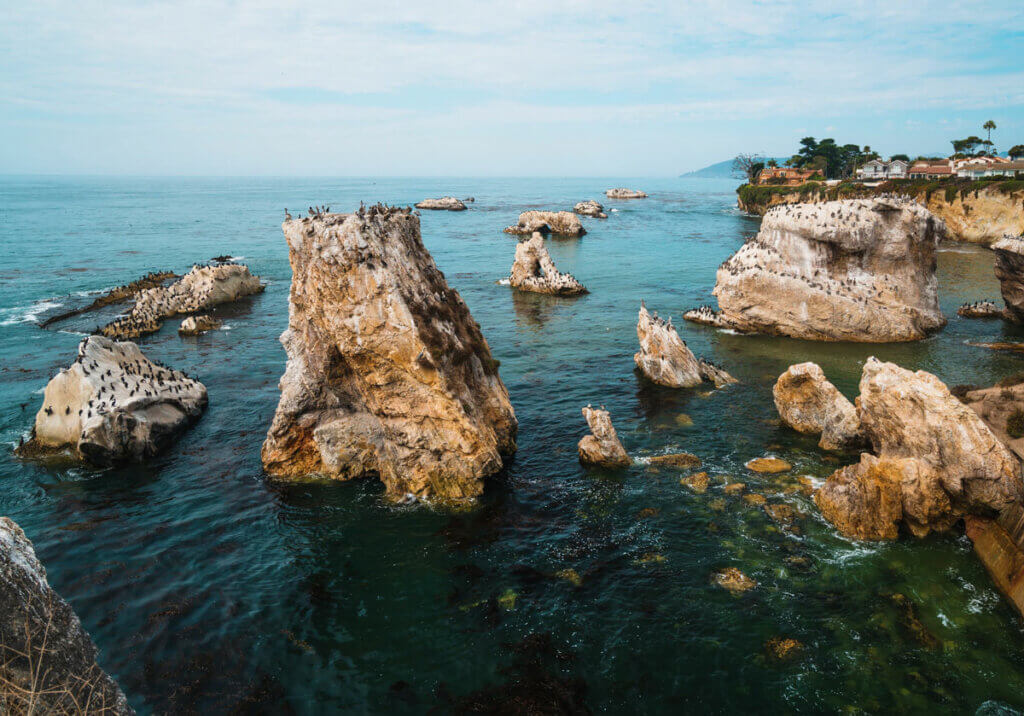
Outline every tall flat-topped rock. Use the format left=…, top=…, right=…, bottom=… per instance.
left=261, top=205, right=517, bottom=502
left=634, top=303, right=736, bottom=388
left=688, top=198, right=946, bottom=342
left=508, top=232, right=587, bottom=295
left=605, top=188, right=647, bottom=199
left=993, top=236, right=1024, bottom=322
left=415, top=197, right=467, bottom=211
left=504, top=211, right=585, bottom=237
left=21, top=335, right=206, bottom=464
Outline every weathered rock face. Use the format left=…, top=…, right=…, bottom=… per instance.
left=504, top=211, right=585, bottom=237
left=578, top=405, right=630, bottom=467
left=261, top=207, right=517, bottom=502
left=102, top=263, right=263, bottom=340
left=690, top=199, right=946, bottom=342
left=415, top=197, right=467, bottom=211
left=965, top=380, right=1024, bottom=462
left=773, top=362, right=863, bottom=450
left=573, top=200, right=607, bottom=218
left=993, top=236, right=1024, bottom=322
left=178, top=314, right=221, bottom=335
left=634, top=304, right=736, bottom=388
left=815, top=358, right=1023, bottom=539
left=508, top=232, right=587, bottom=295
left=1, top=517, right=133, bottom=714
left=605, top=188, right=647, bottom=199
left=22, top=335, right=207, bottom=465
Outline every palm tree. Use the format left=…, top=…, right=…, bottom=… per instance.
left=984, top=120, right=997, bottom=143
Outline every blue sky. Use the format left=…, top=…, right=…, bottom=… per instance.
left=1, top=1, right=1022, bottom=176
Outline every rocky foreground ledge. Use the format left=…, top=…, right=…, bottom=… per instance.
left=261, top=205, right=517, bottom=502
left=686, top=198, right=946, bottom=342
left=1, top=517, right=133, bottom=714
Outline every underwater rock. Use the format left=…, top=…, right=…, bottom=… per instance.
left=957, top=300, right=1003, bottom=319
left=508, top=232, right=587, bottom=295
left=0, top=517, right=134, bottom=714
left=764, top=636, right=804, bottom=662
left=634, top=303, right=736, bottom=388
left=21, top=335, right=207, bottom=465
left=773, top=362, right=864, bottom=450
left=261, top=206, right=518, bottom=502
left=573, top=200, right=607, bottom=218
left=504, top=211, right=585, bottom=237
left=680, top=471, right=709, bottom=493
left=178, top=314, right=221, bottom=335
left=994, top=236, right=1024, bottom=322
left=688, top=198, right=946, bottom=342
left=743, top=493, right=767, bottom=506
left=746, top=457, right=792, bottom=473
left=605, top=188, right=647, bottom=199
left=414, top=197, right=467, bottom=211
left=723, top=483, right=746, bottom=495
left=712, top=567, right=756, bottom=593
left=578, top=405, right=630, bottom=468
left=647, top=452, right=701, bottom=469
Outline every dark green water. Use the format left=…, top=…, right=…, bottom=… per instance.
left=2, top=176, right=1024, bottom=714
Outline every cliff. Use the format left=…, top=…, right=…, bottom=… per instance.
left=993, top=236, right=1024, bottom=322
left=261, top=205, right=518, bottom=502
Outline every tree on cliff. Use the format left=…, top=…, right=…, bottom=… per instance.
left=732, top=154, right=765, bottom=183
left=789, top=137, right=868, bottom=179
left=1010, top=145, right=1024, bottom=160
left=984, top=120, right=997, bottom=144
left=952, top=135, right=985, bottom=157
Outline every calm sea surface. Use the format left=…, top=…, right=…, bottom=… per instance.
left=2, top=176, right=1024, bottom=714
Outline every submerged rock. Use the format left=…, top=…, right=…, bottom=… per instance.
left=994, top=236, right=1024, bottom=322
left=414, top=197, right=467, bottom=211
left=773, top=362, right=864, bottom=450
left=178, top=314, right=221, bottom=335
left=605, top=188, right=647, bottom=199
left=573, top=200, right=607, bottom=218
left=0, top=517, right=133, bottom=714
left=21, top=335, right=207, bottom=465
left=508, top=232, right=587, bottom=296
left=634, top=303, right=736, bottom=388
left=578, top=405, right=630, bottom=468
left=504, top=211, right=585, bottom=237
left=687, top=198, right=946, bottom=342
left=261, top=207, right=517, bottom=502
left=764, top=636, right=804, bottom=662
left=680, top=471, right=709, bottom=493
left=745, top=457, right=791, bottom=473
left=712, top=567, right=756, bottom=593
left=647, top=452, right=701, bottom=469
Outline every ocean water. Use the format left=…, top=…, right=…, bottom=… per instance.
left=2, top=176, right=1024, bottom=713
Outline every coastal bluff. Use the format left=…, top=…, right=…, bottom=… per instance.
left=686, top=198, right=946, bottom=342
left=261, top=205, right=518, bottom=502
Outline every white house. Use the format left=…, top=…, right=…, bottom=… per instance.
left=856, top=159, right=908, bottom=180
left=957, top=160, right=1024, bottom=179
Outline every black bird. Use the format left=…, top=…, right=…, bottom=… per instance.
left=44, top=406, right=53, bottom=416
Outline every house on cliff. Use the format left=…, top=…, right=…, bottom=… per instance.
left=958, top=160, right=1024, bottom=179
left=907, top=160, right=953, bottom=179
left=856, top=158, right=908, bottom=180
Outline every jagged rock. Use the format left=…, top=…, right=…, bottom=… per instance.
left=957, top=300, right=1003, bottom=318
left=605, top=188, right=647, bottom=199
left=573, top=200, right=607, bottom=218
left=965, top=379, right=1024, bottom=461
left=21, top=335, right=206, bottom=465
left=508, top=232, right=587, bottom=295
left=0, top=517, right=134, bottom=715
left=634, top=304, right=736, bottom=389
left=773, top=362, right=864, bottom=450
left=178, top=314, right=221, bottom=335
left=261, top=208, right=517, bottom=502
left=682, top=305, right=732, bottom=329
left=688, top=199, right=946, bottom=342
left=101, top=263, right=263, bottom=340
left=815, top=358, right=1022, bottom=539
left=994, top=236, right=1024, bottom=322
left=504, top=211, right=585, bottom=237
left=578, top=405, right=630, bottom=467
left=415, top=197, right=467, bottom=211
left=40, top=270, right=177, bottom=328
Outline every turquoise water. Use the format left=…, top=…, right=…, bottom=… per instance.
left=3, top=176, right=1024, bottom=713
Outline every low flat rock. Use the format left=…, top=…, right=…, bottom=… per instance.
left=504, top=211, right=585, bottom=237
left=605, top=188, right=647, bottom=199
left=415, top=196, right=467, bottom=211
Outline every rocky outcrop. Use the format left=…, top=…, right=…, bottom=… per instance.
left=1, top=517, right=133, bottom=714
left=261, top=206, right=517, bottom=502
left=957, top=300, right=1003, bottom=318
left=101, top=263, right=263, bottom=340
left=39, top=270, right=177, bottom=328
left=965, top=379, right=1024, bottom=462
left=178, top=314, right=221, bottom=335
left=605, top=188, right=647, bottom=199
left=815, top=358, right=1022, bottom=539
left=573, top=200, right=607, bottom=218
left=20, top=335, right=206, bottom=465
left=773, top=362, right=863, bottom=450
left=415, top=197, right=467, bottom=211
left=965, top=506, right=1024, bottom=620
left=578, top=405, right=630, bottom=467
left=508, top=232, right=587, bottom=295
left=634, top=303, right=736, bottom=388
left=504, top=211, right=585, bottom=237
left=688, top=198, right=946, bottom=342
left=994, top=236, right=1024, bottom=322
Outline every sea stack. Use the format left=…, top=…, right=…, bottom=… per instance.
left=415, top=197, right=467, bottom=211
left=605, top=188, right=647, bottom=199
left=1, top=517, right=134, bottom=714
left=773, top=362, right=864, bottom=450
left=687, top=198, right=946, bottom=342
left=993, top=236, right=1024, bottom=322
left=578, top=405, right=631, bottom=467
left=504, top=211, right=585, bottom=237
left=634, top=303, right=736, bottom=388
left=21, top=335, right=207, bottom=465
left=574, top=200, right=607, bottom=218
left=508, top=232, right=587, bottom=295
left=261, top=205, right=517, bottom=502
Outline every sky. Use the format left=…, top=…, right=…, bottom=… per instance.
left=1, top=0, right=1023, bottom=176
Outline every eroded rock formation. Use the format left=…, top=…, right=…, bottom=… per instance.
left=1, top=517, right=133, bottom=714
left=965, top=379, right=1024, bottom=462
left=261, top=206, right=517, bottom=502
left=508, top=232, right=587, bottom=295
left=504, top=211, right=585, bottom=237
left=687, top=198, right=946, bottom=342
left=773, top=362, right=863, bottom=450
left=605, top=188, right=647, bottom=199
left=578, top=405, right=630, bottom=467
left=573, top=200, right=607, bottom=218
left=994, top=236, right=1024, bottom=322
left=21, top=335, right=207, bottom=464
left=415, top=197, right=467, bottom=211
left=634, top=303, right=736, bottom=388
left=178, top=314, right=221, bottom=335
left=101, top=263, right=263, bottom=340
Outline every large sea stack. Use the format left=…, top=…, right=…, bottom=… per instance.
left=688, top=198, right=946, bottom=342
left=634, top=303, right=735, bottom=388
left=261, top=206, right=518, bottom=502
